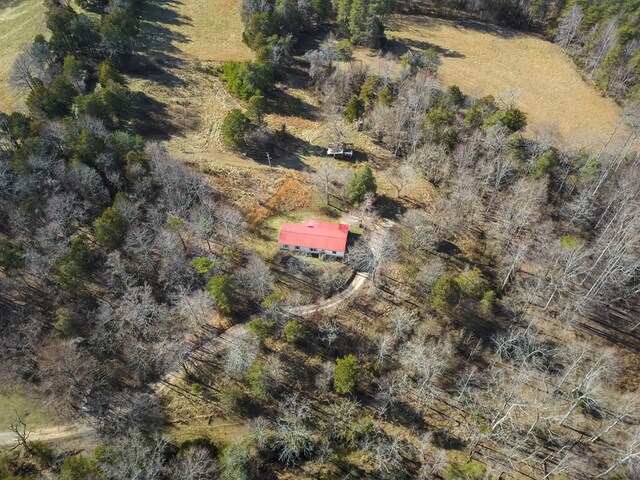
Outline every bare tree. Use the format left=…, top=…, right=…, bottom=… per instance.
left=596, top=426, right=640, bottom=478
left=275, top=395, right=314, bottom=466
left=170, top=445, right=218, bottom=480
left=237, top=254, right=273, bottom=302
left=555, top=4, right=583, bottom=51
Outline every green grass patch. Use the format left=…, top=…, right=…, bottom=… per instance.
left=246, top=208, right=350, bottom=260
left=0, top=386, right=61, bottom=431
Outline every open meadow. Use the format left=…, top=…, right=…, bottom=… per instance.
left=139, top=0, right=252, bottom=62
left=0, top=0, right=46, bottom=112
left=357, top=14, right=630, bottom=150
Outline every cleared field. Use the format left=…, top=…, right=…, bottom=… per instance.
left=361, top=14, right=629, bottom=150
left=0, top=0, right=46, bottom=112
left=140, top=0, right=252, bottom=62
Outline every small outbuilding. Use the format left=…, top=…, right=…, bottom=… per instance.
left=278, top=220, right=349, bottom=258
left=327, top=143, right=354, bottom=157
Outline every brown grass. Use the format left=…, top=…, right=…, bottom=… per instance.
left=0, top=0, right=46, bottom=112
left=357, top=14, right=630, bottom=150
left=140, top=0, right=252, bottom=62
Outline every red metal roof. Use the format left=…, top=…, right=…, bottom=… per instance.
left=278, top=220, right=349, bottom=253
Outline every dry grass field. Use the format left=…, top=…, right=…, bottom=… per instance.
left=0, top=0, right=46, bottom=112
left=357, top=14, right=630, bottom=150
left=140, top=0, right=253, bottom=62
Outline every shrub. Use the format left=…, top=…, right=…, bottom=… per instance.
left=220, top=61, right=274, bottom=100
left=179, top=437, right=217, bottom=456
left=465, top=95, right=498, bottom=127
left=60, top=455, right=101, bottom=480
left=94, top=204, right=128, bottom=250
left=445, top=85, right=464, bottom=107
left=501, top=107, right=527, bottom=132
left=207, top=274, right=234, bottom=314
left=401, top=48, right=440, bottom=76
left=443, top=460, right=487, bottom=480
left=0, top=238, right=25, bottom=276
left=54, top=308, right=82, bottom=337
left=334, top=354, right=359, bottom=394
left=192, top=257, right=215, bottom=274
left=335, top=39, right=353, bottom=60
left=261, top=293, right=282, bottom=321
left=246, top=94, right=268, bottom=123
left=378, top=85, right=393, bottom=106
left=284, top=320, right=306, bottom=344
left=247, top=318, right=275, bottom=344
left=219, top=439, right=260, bottom=480
left=561, top=235, right=582, bottom=251
left=97, top=59, right=125, bottom=87
left=532, top=150, right=558, bottom=178
left=28, top=441, right=55, bottom=468
left=58, top=235, right=96, bottom=290
left=479, top=290, right=497, bottom=314
left=191, top=382, right=202, bottom=395
left=222, top=109, right=253, bottom=148
left=246, top=361, right=270, bottom=399
left=455, top=268, right=489, bottom=299
left=345, top=95, right=364, bottom=123
left=219, top=384, right=249, bottom=414
left=431, top=275, right=461, bottom=311
left=347, top=164, right=377, bottom=206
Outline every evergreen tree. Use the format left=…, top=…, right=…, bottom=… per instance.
left=334, top=354, right=359, bottom=394
left=222, top=109, right=253, bottom=148
left=94, top=203, right=128, bottom=250
left=347, top=164, right=377, bottom=205
left=345, top=94, right=364, bottom=123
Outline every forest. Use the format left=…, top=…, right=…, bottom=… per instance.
left=0, top=0, right=639, bottom=478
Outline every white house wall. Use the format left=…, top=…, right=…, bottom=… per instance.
left=279, top=244, right=345, bottom=258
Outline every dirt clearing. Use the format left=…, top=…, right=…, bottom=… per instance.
left=363, top=14, right=631, bottom=150
left=0, top=0, right=46, bottom=112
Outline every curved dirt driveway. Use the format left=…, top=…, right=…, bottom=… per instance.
left=286, top=271, right=370, bottom=317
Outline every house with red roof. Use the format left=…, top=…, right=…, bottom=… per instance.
left=278, top=220, right=349, bottom=258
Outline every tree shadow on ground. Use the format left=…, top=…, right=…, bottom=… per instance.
left=269, top=88, right=321, bottom=122
left=122, top=54, right=186, bottom=87
left=452, top=303, right=504, bottom=342
left=137, top=0, right=192, bottom=60
left=376, top=194, right=407, bottom=220
left=385, top=37, right=465, bottom=59
left=385, top=13, right=524, bottom=40
left=131, top=91, right=178, bottom=139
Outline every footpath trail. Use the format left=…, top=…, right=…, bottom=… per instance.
left=0, top=424, right=94, bottom=448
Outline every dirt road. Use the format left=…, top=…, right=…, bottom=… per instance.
left=0, top=424, right=94, bottom=448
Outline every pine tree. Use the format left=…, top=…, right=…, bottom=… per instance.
left=334, top=354, right=359, bottom=394
left=347, top=164, right=376, bottom=206
left=345, top=95, right=364, bottom=123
